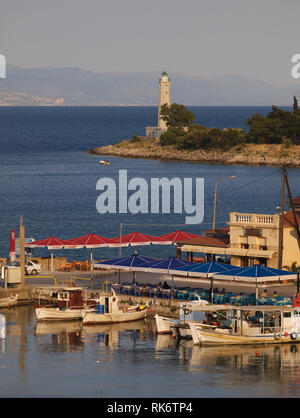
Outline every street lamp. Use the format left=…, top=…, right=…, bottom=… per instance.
left=213, top=176, right=236, bottom=230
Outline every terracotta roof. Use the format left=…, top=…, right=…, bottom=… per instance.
left=283, top=210, right=300, bottom=227
left=175, top=236, right=230, bottom=248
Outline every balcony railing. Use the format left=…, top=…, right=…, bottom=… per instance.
left=231, top=213, right=276, bottom=226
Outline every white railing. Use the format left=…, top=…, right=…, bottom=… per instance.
left=232, top=213, right=276, bottom=225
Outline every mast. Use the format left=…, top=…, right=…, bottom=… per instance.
left=278, top=167, right=286, bottom=269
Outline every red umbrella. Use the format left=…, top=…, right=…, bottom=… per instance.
left=25, top=236, right=67, bottom=273
left=25, top=236, right=66, bottom=250
left=108, top=231, right=157, bottom=247
left=63, top=233, right=112, bottom=249
left=151, top=230, right=202, bottom=245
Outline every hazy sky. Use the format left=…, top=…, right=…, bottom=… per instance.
left=1, top=0, right=300, bottom=85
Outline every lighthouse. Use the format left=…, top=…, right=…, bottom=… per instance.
left=158, top=71, right=171, bottom=130
left=145, top=71, right=171, bottom=138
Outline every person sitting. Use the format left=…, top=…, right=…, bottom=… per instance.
left=272, top=290, right=278, bottom=299
left=162, top=281, right=170, bottom=289
left=260, top=289, right=268, bottom=298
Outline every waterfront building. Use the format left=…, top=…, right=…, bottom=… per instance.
left=145, top=71, right=171, bottom=138
left=175, top=199, right=300, bottom=270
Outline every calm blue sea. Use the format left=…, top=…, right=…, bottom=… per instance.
left=0, top=106, right=300, bottom=398
left=0, top=105, right=297, bottom=261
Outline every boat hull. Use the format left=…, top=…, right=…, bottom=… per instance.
left=0, top=295, right=18, bottom=308
left=35, top=307, right=83, bottom=321
left=154, top=314, right=178, bottom=335
left=82, top=308, right=148, bottom=325
left=189, top=323, right=300, bottom=345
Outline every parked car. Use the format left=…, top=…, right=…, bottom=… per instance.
left=9, top=260, right=41, bottom=275
left=26, top=260, right=42, bottom=275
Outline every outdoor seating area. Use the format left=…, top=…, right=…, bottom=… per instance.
left=59, top=260, right=91, bottom=272
left=109, top=282, right=294, bottom=306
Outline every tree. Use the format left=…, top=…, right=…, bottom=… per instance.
left=160, top=103, right=195, bottom=129
left=294, top=96, right=300, bottom=114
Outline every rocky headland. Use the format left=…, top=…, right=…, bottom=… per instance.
left=88, top=137, right=300, bottom=167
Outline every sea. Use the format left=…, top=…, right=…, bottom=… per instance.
left=0, top=105, right=300, bottom=398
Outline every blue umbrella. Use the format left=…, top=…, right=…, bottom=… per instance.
left=93, top=254, right=157, bottom=270
left=213, top=264, right=297, bottom=282
left=213, top=264, right=297, bottom=303
left=169, top=261, right=238, bottom=277
left=133, top=256, right=196, bottom=274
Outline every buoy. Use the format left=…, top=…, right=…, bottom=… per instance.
left=255, top=351, right=259, bottom=356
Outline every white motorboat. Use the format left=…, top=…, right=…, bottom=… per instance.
left=81, top=289, right=148, bottom=325
left=188, top=304, right=300, bottom=345
left=99, top=160, right=110, bottom=165
left=35, top=287, right=100, bottom=322
left=0, top=294, right=18, bottom=308
left=155, top=295, right=208, bottom=336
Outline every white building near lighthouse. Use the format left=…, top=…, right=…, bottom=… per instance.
left=146, top=71, right=171, bottom=138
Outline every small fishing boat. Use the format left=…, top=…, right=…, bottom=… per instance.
left=35, top=287, right=100, bottom=322
left=154, top=296, right=208, bottom=336
left=0, top=294, right=18, bottom=309
left=99, top=160, right=110, bottom=165
left=188, top=303, right=300, bottom=345
left=81, top=289, right=148, bottom=325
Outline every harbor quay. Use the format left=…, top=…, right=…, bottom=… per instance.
left=1, top=268, right=298, bottom=319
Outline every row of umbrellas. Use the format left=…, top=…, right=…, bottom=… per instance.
left=25, top=231, right=201, bottom=249
left=93, top=254, right=297, bottom=283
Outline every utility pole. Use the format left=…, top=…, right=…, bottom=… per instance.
left=19, top=215, right=25, bottom=287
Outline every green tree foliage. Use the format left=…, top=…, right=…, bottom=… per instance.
left=160, top=103, right=195, bottom=129
left=159, top=98, right=300, bottom=151
left=246, top=101, right=300, bottom=144
left=160, top=103, right=246, bottom=150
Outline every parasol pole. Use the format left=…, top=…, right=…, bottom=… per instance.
left=90, top=249, right=93, bottom=271
left=51, top=251, right=54, bottom=273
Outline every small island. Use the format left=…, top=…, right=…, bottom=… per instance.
left=89, top=98, right=300, bottom=167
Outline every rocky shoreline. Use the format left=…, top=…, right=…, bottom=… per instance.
left=88, top=137, right=300, bottom=167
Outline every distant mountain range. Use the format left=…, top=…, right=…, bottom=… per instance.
left=0, top=65, right=299, bottom=106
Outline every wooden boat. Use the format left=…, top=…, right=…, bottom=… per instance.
left=35, top=287, right=100, bottom=322
left=81, top=289, right=148, bottom=325
left=155, top=297, right=208, bottom=336
left=188, top=304, right=300, bottom=345
left=0, top=294, right=18, bottom=308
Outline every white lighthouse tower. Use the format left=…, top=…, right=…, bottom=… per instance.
left=146, top=71, right=171, bottom=138
left=158, top=71, right=171, bottom=130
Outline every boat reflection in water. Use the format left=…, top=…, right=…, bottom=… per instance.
left=35, top=318, right=149, bottom=349
left=178, top=340, right=300, bottom=384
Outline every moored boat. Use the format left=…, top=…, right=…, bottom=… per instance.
left=81, top=289, right=148, bottom=325
left=155, top=296, right=208, bottom=336
left=35, top=287, right=100, bottom=322
left=188, top=304, right=300, bottom=345
left=0, top=294, right=18, bottom=309
left=99, top=160, right=110, bottom=165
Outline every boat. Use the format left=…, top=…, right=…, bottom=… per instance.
left=81, top=289, right=148, bottom=325
left=0, top=294, right=18, bottom=308
left=99, top=160, right=110, bottom=165
left=154, top=295, right=208, bottom=336
left=35, top=287, right=100, bottom=322
left=188, top=304, right=300, bottom=345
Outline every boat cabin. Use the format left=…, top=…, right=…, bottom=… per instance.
left=56, top=288, right=102, bottom=310
left=193, top=305, right=300, bottom=337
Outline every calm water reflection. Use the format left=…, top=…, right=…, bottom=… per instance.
left=1, top=305, right=300, bottom=397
